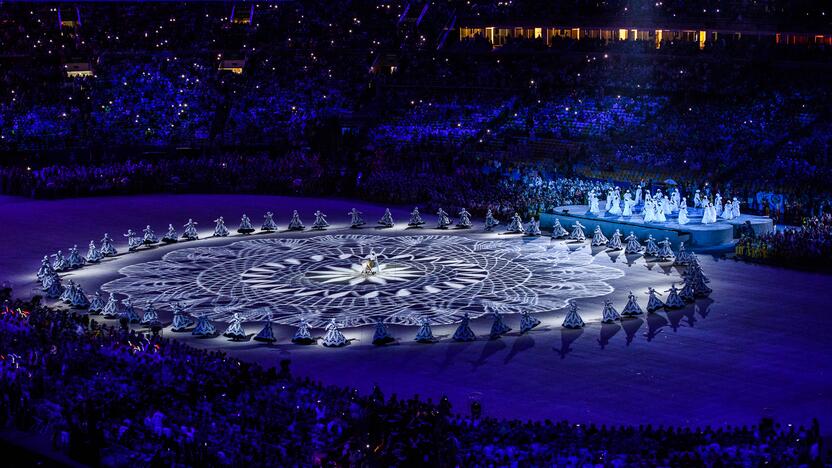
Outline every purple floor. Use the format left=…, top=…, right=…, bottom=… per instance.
left=3, top=194, right=830, bottom=433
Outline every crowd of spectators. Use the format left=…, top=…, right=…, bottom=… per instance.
left=736, top=214, right=832, bottom=268
left=0, top=3, right=831, bottom=251
left=0, top=290, right=823, bottom=465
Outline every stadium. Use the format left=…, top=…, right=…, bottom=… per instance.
left=0, top=1, right=829, bottom=466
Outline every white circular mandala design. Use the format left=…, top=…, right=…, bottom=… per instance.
left=102, top=234, right=623, bottom=328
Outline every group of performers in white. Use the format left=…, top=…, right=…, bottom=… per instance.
left=38, top=237, right=710, bottom=348
left=38, top=251, right=709, bottom=345
left=587, top=185, right=741, bottom=225
left=37, top=200, right=713, bottom=347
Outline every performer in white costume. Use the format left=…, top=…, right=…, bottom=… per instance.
left=484, top=209, right=500, bottom=231
left=408, top=207, right=425, bottom=227
left=677, top=198, right=690, bottom=225
left=624, top=232, right=643, bottom=254
left=182, top=219, right=199, bottom=239
left=261, top=212, right=278, bottom=232
left=588, top=190, right=601, bottom=215
left=348, top=208, right=365, bottom=228
left=161, top=224, right=179, bottom=244
left=622, top=191, right=634, bottom=216
left=456, top=208, right=473, bottom=228
left=311, top=210, right=329, bottom=230
left=721, top=201, right=734, bottom=220
left=213, top=217, right=230, bottom=236
left=238, top=214, right=255, bottom=234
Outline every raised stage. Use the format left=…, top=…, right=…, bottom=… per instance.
left=541, top=205, right=774, bottom=249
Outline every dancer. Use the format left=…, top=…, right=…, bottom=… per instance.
left=484, top=209, right=500, bottom=231
left=100, top=233, right=118, bottom=256
left=414, top=318, right=437, bottom=343
left=646, top=288, right=665, bottom=312
left=372, top=319, right=395, bottom=345
left=140, top=301, right=159, bottom=327
left=102, top=293, right=119, bottom=318
left=124, top=229, right=142, bottom=251
left=182, top=219, right=199, bottom=240
left=43, top=274, right=63, bottom=299
left=693, top=190, right=702, bottom=208
left=622, top=191, right=634, bottom=217
left=161, top=224, right=179, bottom=244
left=551, top=218, right=568, bottom=239
left=261, top=212, right=278, bottom=232
left=287, top=210, right=306, bottom=230
left=71, top=284, right=90, bottom=309
left=505, top=213, right=523, bottom=233
left=192, top=313, right=218, bottom=337
left=561, top=303, right=585, bottom=329
left=378, top=208, right=394, bottom=228
left=88, top=291, right=105, bottom=314
left=656, top=237, right=675, bottom=261
left=621, top=291, right=644, bottom=317
left=671, top=188, right=681, bottom=209
left=121, top=298, right=140, bottom=323
left=674, top=241, right=692, bottom=265
left=679, top=280, right=696, bottom=303
left=715, top=193, right=723, bottom=216
left=436, top=208, right=452, bottom=229
left=601, top=300, right=621, bottom=323
left=523, top=217, right=541, bottom=236
left=569, top=221, right=586, bottom=241
left=321, top=319, right=347, bottom=347
left=678, top=198, right=690, bottom=225
left=661, top=196, right=673, bottom=216
left=519, top=310, right=541, bottom=334
left=85, top=240, right=103, bottom=263
left=60, top=279, right=76, bottom=303
left=36, top=255, right=54, bottom=281
left=456, top=208, right=472, bottom=228
left=51, top=250, right=68, bottom=271
left=642, top=197, right=656, bottom=223
left=644, top=234, right=659, bottom=256
left=254, top=316, right=278, bottom=343
left=348, top=208, right=365, bottom=228
left=223, top=313, right=247, bottom=340
left=142, top=225, right=158, bottom=245
left=664, top=284, right=685, bottom=309
left=489, top=311, right=512, bottom=338
left=588, top=190, right=601, bottom=215
left=655, top=201, right=667, bottom=222
left=452, top=313, right=476, bottom=342
left=238, top=214, right=255, bottom=234
left=607, top=229, right=624, bottom=250
left=701, top=201, right=717, bottom=224
left=721, top=201, right=734, bottom=220
left=624, top=232, right=643, bottom=254
left=732, top=197, right=741, bottom=217
left=171, top=303, right=194, bottom=332
left=66, top=245, right=85, bottom=269
left=311, top=210, right=329, bottom=230
left=213, top=217, right=230, bottom=237
left=591, top=225, right=608, bottom=246
left=407, top=207, right=425, bottom=227
left=608, top=189, right=622, bottom=216
left=685, top=258, right=712, bottom=297
left=291, top=319, right=315, bottom=345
